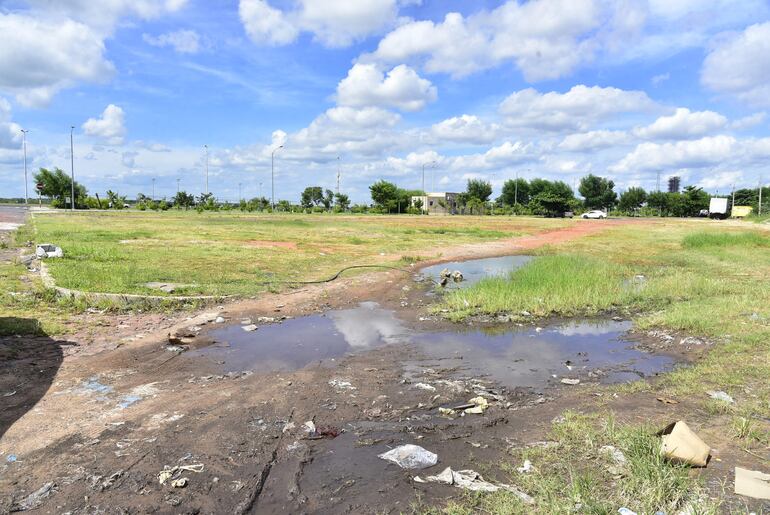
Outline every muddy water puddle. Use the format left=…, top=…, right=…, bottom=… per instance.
left=193, top=303, right=674, bottom=388
left=419, top=255, right=533, bottom=288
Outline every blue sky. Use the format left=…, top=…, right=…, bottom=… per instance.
left=1, top=0, right=769, bottom=203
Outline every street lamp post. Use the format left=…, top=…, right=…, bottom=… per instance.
left=20, top=129, right=29, bottom=205
left=204, top=145, right=209, bottom=195
left=70, top=126, right=75, bottom=211
left=271, top=145, right=283, bottom=210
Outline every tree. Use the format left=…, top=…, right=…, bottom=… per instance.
left=681, top=186, right=709, bottom=217
left=370, top=180, right=399, bottom=209
left=34, top=167, right=87, bottom=208
left=466, top=179, right=492, bottom=202
left=173, top=191, right=195, bottom=209
left=105, top=190, right=127, bottom=209
left=579, top=174, right=617, bottom=209
left=334, top=193, right=350, bottom=211
left=300, top=186, right=324, bottom=208
left=618, top=187, right=647, bottom=214
left=321, top=189, right=334, bottom=210
left=499, top=178, right=530, bottom=206
left=530, top=191, right=573, bottom=217
left=646, top=191, right=670, bottom=215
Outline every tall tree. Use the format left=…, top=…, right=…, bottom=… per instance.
left=499, top=178, right=530, bottom=206
left=334, top=193, right=350, bottom=210
left=34, top=167, right=87, bottom=208
left=618, top=187, right=647, bottom=214
left=579, top=174, right=617, bottom=209
left=466, top=179, right=492, bottom=202
left=370, top=180, right=399, bottom=210
left=300, top=186, right=324, bottom=208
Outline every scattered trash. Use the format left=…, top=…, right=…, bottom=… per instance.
left=378, top=444, right=438, bottom=470
left=214, top=316, right=226, bottom=324
left=413, top=383, right=436, bottom=392
left=560, top=378, right=580, bottom=385
left=734, top=466, right=770, bottom=500
left=35, top=243, right=63, bottom=259
left=3, top=390, right=16, bottom=397
left=329, top=379, right=356, bottom=390
left=303, top=420, right=316, bottom=434
left=707, top=390, right=734, bottom=403
left=415, top=467, right=534, bottom=504
left=14, top=482, right=55, bottom=511
left=6, top=454, right=18, bottom=463
left=463, top=396, right=489, bottom=414
left=656, top=397, right=679, bottom=405
left=659, top=421, right=710, bottom=467
left=257, top=316, right=276, bottom=323
left=158, top=464, right=204, bottom=485
left=165, top=345, right=186, bottom=352
left=516, top=460, right=532, bottom=474
left=618, top=508, right=637, bottom=515
left=600, top=445, right=627, bottom=475
left=171, top=478, right=188, bottom=488
left=282, top=422, right=295, bottom=433
left=242, top=324, right=258, bottom=332
left=451, top=270, right=464, bottom=283
left=439, top=407, right=456, bottom=417
left=535, top=327, right=543, bottom=333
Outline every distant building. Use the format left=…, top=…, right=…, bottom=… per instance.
left=411, top=192, right=460, bottom=215
left=668, top=176, right=681, bottom=193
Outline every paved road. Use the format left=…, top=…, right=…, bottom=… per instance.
left=0, top=205, right=27, bottom=230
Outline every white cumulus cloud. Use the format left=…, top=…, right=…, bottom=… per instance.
left=143, top=29, right=201, bottom=53
left=82, top=104, right=126, bottom=145
left=634, top=108, right=727, bottom=140
left=559, top=130, right=628, bottom=151
left=702, top=22, right=770, bottom=107
left=499, top=85, right=657, bottom=131
left=0, top=98, right=22, bottom=149
left=611, top=135, right=736, bottom=172
left=431, top=115, right=498, bottom=144
left=336, top=64, right=437, bottom=112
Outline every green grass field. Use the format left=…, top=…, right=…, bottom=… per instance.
left=28, top=211, right=569, bottom=296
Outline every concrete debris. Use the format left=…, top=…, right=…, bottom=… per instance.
left=463, top=396, right=489, bottom=414
left=560, top=378, right=580, bottom=385
left=35, top=244, right=63, bottom=259
left=242, top=324, right=258, bottom=332
left=516, top=460, right=533, bottom=473
left=734, top=466, right=770, bottom=500
left=378, top=444, right=438, bottom=470
left=329, top=379, right=356, bottom=390
left=659, top=421, right=710, bottom=467
left=706, top=390, right=734, bottom=403
left=416, top=467, right=534, bottom=504
left=14, top=482, right=55, bottom=511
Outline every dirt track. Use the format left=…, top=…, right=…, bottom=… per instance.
left=0, top=219, right=740, bottom=514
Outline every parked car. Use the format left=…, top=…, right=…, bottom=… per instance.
left=581, top=210, right=607, bottom=219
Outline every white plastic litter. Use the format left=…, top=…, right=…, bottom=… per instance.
left=707, top=390, right=734, bottom=403
left=378, top=444, right=438, bottom=469
left=416, top=467, right=534, bottom=504
left=516, top=460, right=533, bottom=473
left=413, top=383, right=436, bottom=391
left=36, top=244, right=63, bottom=259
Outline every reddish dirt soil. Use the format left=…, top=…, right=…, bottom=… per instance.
left=1, top=219, right=766, bottom=513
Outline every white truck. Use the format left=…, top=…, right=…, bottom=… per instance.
left=708, top=197, right=729, bottom=219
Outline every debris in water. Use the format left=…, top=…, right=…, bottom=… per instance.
left=242, top=324, right=258, bottom=332
left=707, top=390, right=734, bottom=403
left=415, top=467, right=534, bottom=504
left=659, top=421, right=710, bottom=467
left=378, top=444, right=438, bottom=469
left=215, top=316, right=226, bottom=324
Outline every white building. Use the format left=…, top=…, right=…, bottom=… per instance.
left=411, top=192, right=460, bottom=215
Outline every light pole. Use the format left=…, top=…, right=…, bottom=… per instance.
left=336, top=156, right=341, bottom=196
left=422, top=161, right=436, bottom=193
left=271, top=145, right=283, bottom=210
left=204, top=145, right=209, bottom=195
left=21, top=129, right=29, bottom=205
left=70, top=126, right=75, bottom=211
left=431, top=163, right=439, bottom=192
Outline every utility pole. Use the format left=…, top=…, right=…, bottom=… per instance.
left=21, top=129, right=29, bottom=205
left=271, top=145, right=283, bottom=210
left=731, top=184, right=736, bottom=211
left=336, top=156, right=341, bottom=196
left=204, top=145, right=209, bottom=195
left=70, top=126, right=75, bottom=211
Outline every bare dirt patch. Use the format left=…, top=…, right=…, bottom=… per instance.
left=243, top=240, right=298, bottom=249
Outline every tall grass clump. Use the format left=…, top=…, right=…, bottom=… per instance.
left=440, top=255, right=633, bottom=320
left=682, top=231, right=769, bottom=249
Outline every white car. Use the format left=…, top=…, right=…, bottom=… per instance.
left=581, top=210, right=607, bottom=219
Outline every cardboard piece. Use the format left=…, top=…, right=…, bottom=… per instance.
left=658, top=421, right=710, bottom=467
left=735, top=467, right=770, bottom=500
